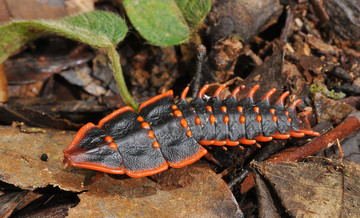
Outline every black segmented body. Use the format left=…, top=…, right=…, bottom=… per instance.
left=63, top=84, right=319, bottom=177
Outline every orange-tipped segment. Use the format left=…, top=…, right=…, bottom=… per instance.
left=245, top=85, right=260, bottom=101
left=197, top=85, right=210, bottom=98
left=213, top=84, right=227, bottom=98
left=260, top=88, right=276, bottom=103
left=275, top=91, right=290, bottom=106
left=181, top=86, right=190, bottom=100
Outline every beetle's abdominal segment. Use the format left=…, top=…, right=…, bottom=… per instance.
left=63, top=84, right=319, bottom=177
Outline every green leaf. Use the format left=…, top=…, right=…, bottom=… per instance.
left=0, top=11, right=139, bottom=110
left=0, top=24, right=40, bottom=64
left=0, top=11, right=127, bottom=63
left=175, top=0, right=211, bottom=28
left=123, top=0, right=211, bottom=46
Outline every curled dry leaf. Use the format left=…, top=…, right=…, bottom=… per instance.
left=4, top=46, right=94, bottom=85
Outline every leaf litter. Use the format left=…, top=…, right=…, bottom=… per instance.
left=0, top=125, right=242, bottom=217
left=0, top=0, right=360, bottom=216
left=253, top=160, right=360, bottom=217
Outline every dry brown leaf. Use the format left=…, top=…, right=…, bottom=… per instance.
left=0, top=0, right=94, bottom=23
left=0, top=125, right=242, bottom=216
left=314, top=92, right=355, bottom=124
left=253, top=160, right=360, bottom=217
left=69, top=163, right=243, bottom=217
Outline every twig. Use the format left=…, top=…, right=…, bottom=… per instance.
left=280, top=6, right=294, bottom=46
left=191, top=45, right=206, bottom=99
left=241, top=110, right=360, bottom=194
left=0, top=64, right=8, bottom=103
left=309, top=0, right=330, bottom=24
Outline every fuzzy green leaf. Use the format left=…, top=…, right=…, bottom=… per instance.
left=0, top=11, right=127, bottom=63
left=123, top=0, right=211, bottom=46
left=0, top=24, right=40, bottom=64
left=0, top=11, right=139, bottom=110
left=175, top=0, right=211, bottom=28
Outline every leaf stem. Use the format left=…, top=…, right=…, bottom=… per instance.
left=107, top=46, right=139, bottom=111
left=0, top=64, right=8, bottom=102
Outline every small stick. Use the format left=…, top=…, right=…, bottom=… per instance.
left=336, top=138, right=343, bottom=161
left=280, top=6, right=294, bottom=46
left=240, top=110, right=360, bottom=194
left=191, top=45, right=206, bottom=99
left=267, top=111, right=360, bottom=163
left=309, top=0, right=330, bottom=24
left=0, top=64, right=8, bottom=103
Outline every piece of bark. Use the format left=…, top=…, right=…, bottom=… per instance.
left=324, top=0, right=360, bottom=41
left=253, top=161, right=360, bottom=217
left=206, top=0, right=283, bottom=43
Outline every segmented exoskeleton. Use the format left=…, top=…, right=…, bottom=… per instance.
left=63, top=84, right=319, bottom=177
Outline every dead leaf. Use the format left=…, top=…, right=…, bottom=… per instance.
left=253, top=160, right=360, bottom=217
left=314, top=92, right=355, bottom=124
left=0, top=190, right=30, bottom=217
left=0, top=0, right=94, bottom=23
left=0, top=125, right=243, bottom=217
left=0, top=104, right=81, bottom=130
left=4, top=46, right=94, bottom=85
left=207, top=0, right=283, bottom=43
left=69, top=163, right=243, bottom=217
